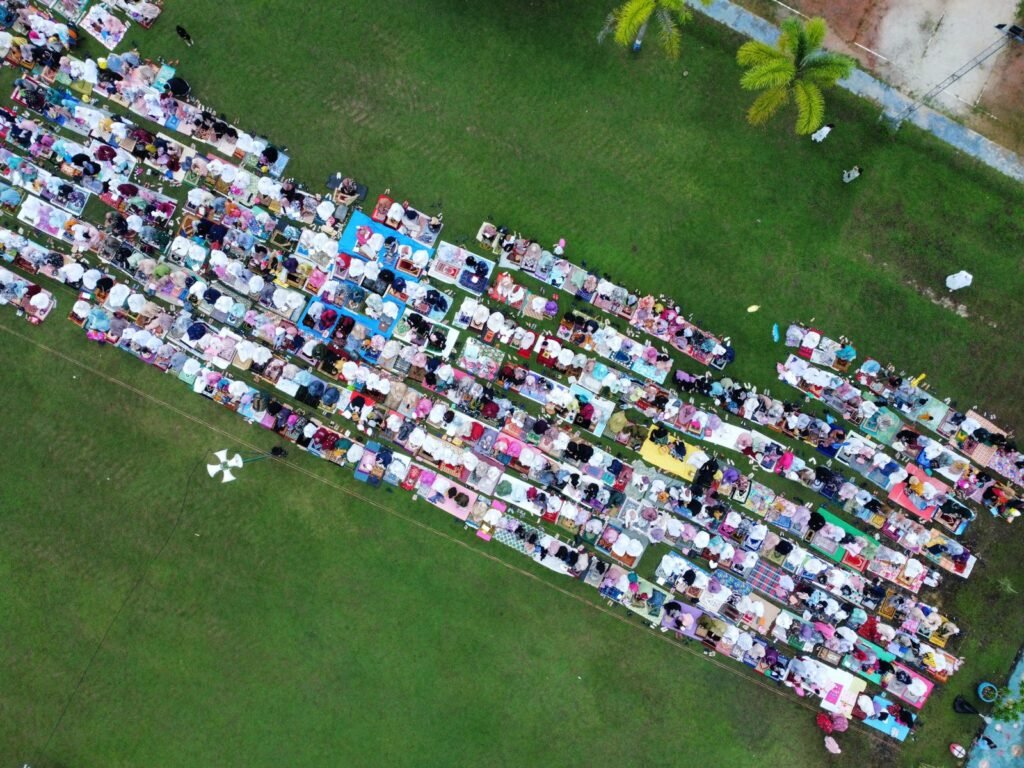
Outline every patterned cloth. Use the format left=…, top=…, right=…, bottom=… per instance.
left=749, top=559, right=784, bottom=597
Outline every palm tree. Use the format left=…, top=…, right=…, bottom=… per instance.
left=736, top=17, right=855, bottom=134
left=599, top=0, right=710, bottom=61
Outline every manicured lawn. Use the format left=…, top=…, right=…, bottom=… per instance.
left=3, top=0, right=1023, bottom=766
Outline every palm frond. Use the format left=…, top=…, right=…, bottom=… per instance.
left=736, top=40, right=783, bottom=67
left=597, top=11, right=618, bottom=44
left=778, top=18, right=805, bottom=59
left=803, top=17, right=828, bottom=52
left=801, top=51, right=855, bottom=87
left=613, top=0, right=656, bottom=47
left=674, top=3, right=693, bottom=23
left=655, top=7, right=683, bottom=60
left=793, top=80, right=825, bottom=134
left=746, top=86, right=791, bottom=126
left=740, top=58, right=796, bottom=90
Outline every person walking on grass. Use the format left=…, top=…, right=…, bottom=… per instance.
left=176, top=25, right=194, bottom=46
left=842, top=165, right=862, bottom=183
left=811, top=123, right=834, bottom=143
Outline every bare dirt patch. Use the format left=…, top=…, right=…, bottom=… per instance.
left=737, top=0, right=1023, bottom=148
left=972, top=42, right=1024, bottom=154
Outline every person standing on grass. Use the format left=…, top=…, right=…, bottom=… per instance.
left=811, top=123, right=834, bottom=143
left=176, top=25, right=194, bottom=46
left=842, top=165, right=862, bottom=183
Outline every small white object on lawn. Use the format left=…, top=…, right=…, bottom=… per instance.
left=945, top=271, right=973, bottom=291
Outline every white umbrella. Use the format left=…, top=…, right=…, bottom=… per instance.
left=945, top=270, right=972, bottom=291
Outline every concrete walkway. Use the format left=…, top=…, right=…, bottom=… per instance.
left=690, top=0, right=1024, bottom=183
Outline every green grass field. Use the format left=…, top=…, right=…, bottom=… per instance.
left=3, top=0, right=1024, bottom=766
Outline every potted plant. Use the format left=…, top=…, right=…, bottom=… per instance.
left=991, top=687, right=1024, bottom=723
left=978, top=681, right=1000, bottom=703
